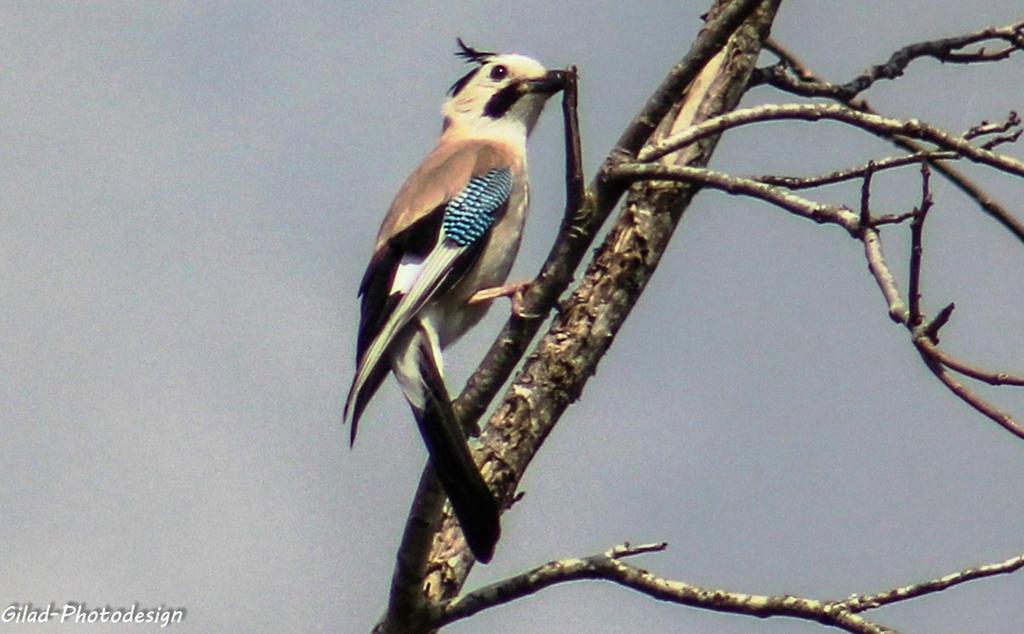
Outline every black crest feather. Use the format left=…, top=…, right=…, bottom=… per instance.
left=455, top=38, right=495, bottom=64
left=448, top=39, right=496, bottom=96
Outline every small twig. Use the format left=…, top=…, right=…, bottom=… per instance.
left=981, top=128, right=1022, bottom=151
left=963, top=110, right=1021, bottom=140
left=859, top=160, right=875, bottom=229
left=870, top=210, right=918, bottom=227
left=921, top=302, right=956, bottom=343
left=907, top=164, right=933, bottom=326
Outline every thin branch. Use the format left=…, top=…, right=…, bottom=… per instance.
left=638, top=103, right=1024, bottom=179
left=608, top=162, right=860, bottom=234
left=859, top=160, right=875, bottom=229
left=870, top=210, right=919, bottom=228
left=861, top=227, right=909, bottom=324
left=964, top=110, right=1021, bottom=140
left=615, top=154, right=1024, bottom=441
left=762, top=37, right=815, bottom=80
left=907, top=164, right=933, bottom=326
left=757, top=151, right=960, bottom=190
left=839, top=551, right=1024, bottom=613
left=437, top=543, right=1024, bottom=631
left=435, top=543, right=892, bottom=634
left=917, top=337, right=1024, bottom=387
left=917, top=347, right=1024, bottom=439
left=754, top=21, right=1024, bottom=100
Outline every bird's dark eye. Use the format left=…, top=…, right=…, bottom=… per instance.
left=489, top=65, right=508, bottom=81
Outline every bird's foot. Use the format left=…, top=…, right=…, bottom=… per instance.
left=468, top=280, right=538, bottom=319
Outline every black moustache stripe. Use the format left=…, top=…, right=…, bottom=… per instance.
left=483, top=83, right=522, bottom=119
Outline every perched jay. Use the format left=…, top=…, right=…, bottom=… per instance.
left=344, top=40, right=565, bottom=562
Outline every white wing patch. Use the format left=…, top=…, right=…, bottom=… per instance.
left=392, top=255, right=424, bottom=296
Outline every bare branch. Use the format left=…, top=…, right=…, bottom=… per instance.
left=859, top=161, right=875, bottom=229
left=839, top=551, right=1024, bottom=613
left=921, top=302, right=956, bottom=344
left=762, top=37, right=816, bottom=81
left=757, top=151, right=960, bottom=190
left=861, top=227, right=909, bottom=324
left=755, top=21, right=1024, bottom=100
left=607, top=162, right=860, bottom=233
left=436, top=543, right=892, bottom=634
left=918, top=337, right=1024, bottom=387
left=639, top=103, right=1024, bottom=179
left=907, top=164, right=933, bottom=326
left=917, top=351, right=1024, bottom=439
left=963, top=110, right=1021, bottom=140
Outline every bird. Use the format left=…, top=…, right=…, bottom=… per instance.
left=344, top=40, right=565, bottom=563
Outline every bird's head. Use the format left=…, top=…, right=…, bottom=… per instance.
left=441, top=39, right=565, bottom=142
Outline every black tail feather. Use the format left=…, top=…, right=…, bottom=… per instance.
left=413, top=331, right=500, bottom=562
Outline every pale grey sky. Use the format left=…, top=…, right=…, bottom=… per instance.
left=2, top=2, right=1023, bottom=633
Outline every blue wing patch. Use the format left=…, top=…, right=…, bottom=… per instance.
left=442, top=168, right=513, bottom=247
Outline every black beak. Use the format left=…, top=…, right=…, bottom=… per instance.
left=523, top=69, right=568, bottom=95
